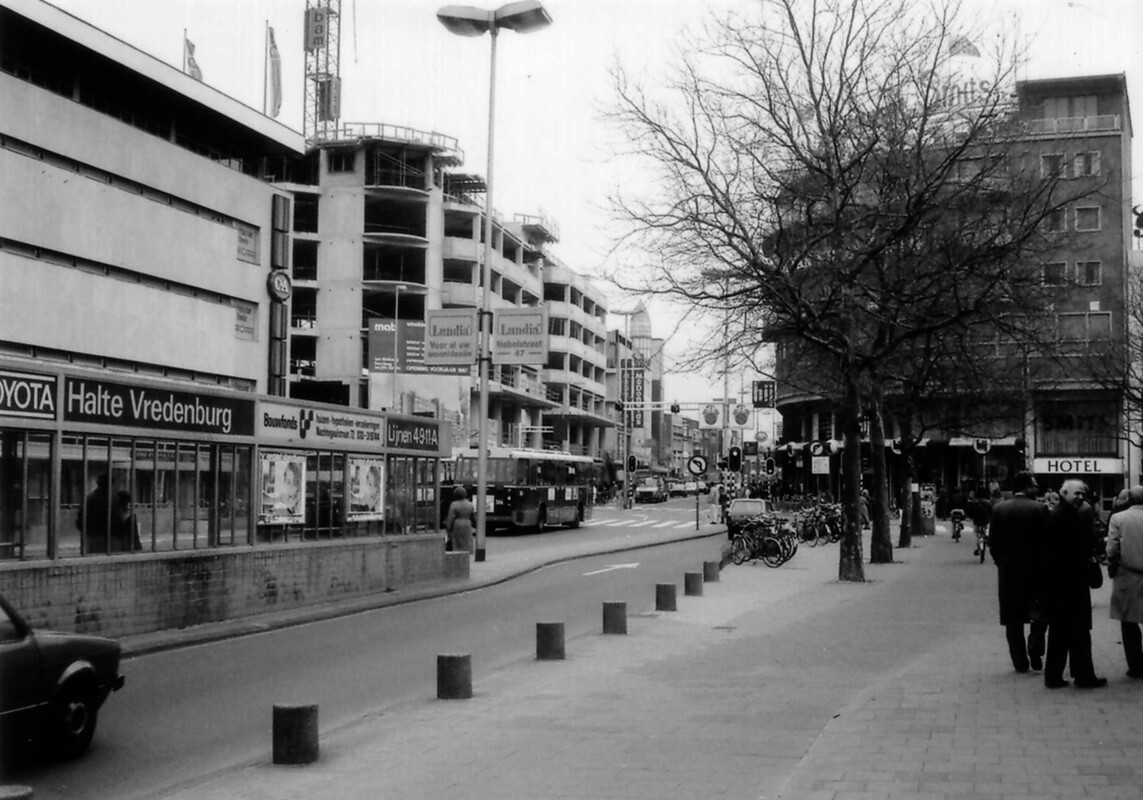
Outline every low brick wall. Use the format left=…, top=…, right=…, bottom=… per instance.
left=0, top=533, right=458, bottom=639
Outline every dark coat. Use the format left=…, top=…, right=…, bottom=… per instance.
left=988, top=494, right=1048, bottom=625
left=1038, top=501, right=1097, bottom=629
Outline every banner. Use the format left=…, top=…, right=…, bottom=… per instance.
left=424, top=308, right=477, bottom=366
left=752, top=380, right=775, bottom=408
left=267, top=26, right=282, bottom=118
left=493, top=308, right=548, bottom=365
left=259, top=452, right=306, bottom=525
left=698, top=403, right=721, bottom=430
left=369, top=319, right=469, bottom=376
left=304, top=8, right=329, bottom=52
left=184, top=36, right=202, bottom=81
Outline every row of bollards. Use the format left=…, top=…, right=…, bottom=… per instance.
left=271, top=558, right=723, bottom=765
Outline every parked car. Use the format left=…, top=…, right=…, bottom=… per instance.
left=0, top=592, right=125, bottom=758
left=634, top=478, right=668, bottom=503
left=726, top=498, right=772, bottom=539
left=667, top=481, right=688, bottom=497
left=682, top=481, right=699, bottom=495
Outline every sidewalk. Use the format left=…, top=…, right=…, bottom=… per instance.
left=151, top=521, right=1143, bottom=800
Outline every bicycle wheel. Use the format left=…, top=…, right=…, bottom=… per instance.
left=761, top=537, right=785, bottom=568
left=730, top=535, right=750, bottom=565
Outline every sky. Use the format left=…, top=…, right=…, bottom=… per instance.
left=48, top=0, right=1143, bottom=408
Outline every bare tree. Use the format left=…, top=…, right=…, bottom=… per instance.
left=604, top=0, right=1086, bottom=581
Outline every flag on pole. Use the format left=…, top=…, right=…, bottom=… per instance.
left=184, top=36, right=202, bottom=81
left=267, top=26, right=282, bottom=117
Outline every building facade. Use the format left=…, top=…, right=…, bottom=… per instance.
left=773, top=74, right=1135, bottom=510
left=0, top=0, right=455, bottom=637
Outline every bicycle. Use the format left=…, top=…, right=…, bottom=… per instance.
left=730, top=514, right=799, bottom=567
left=974, top=522, right=988, bottom=564
left=950, top=508, right=965, bottom=542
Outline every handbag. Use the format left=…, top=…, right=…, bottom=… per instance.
left=1088, top=560, right=1104, bottom=590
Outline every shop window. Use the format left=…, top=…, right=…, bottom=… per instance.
left=0, top=431, right=52, bottom=561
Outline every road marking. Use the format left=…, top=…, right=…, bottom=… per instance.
left=653, top=521, right=676, bottom=528
left=583, top=563, right=640, bottom=576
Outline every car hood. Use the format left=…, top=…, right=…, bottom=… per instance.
left=35, top=630, right=122, bottom=662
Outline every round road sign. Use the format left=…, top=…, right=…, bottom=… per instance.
left=687, top=455, right=708, bottom=476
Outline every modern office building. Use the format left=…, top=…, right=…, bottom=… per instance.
left=0, top=0, right=455, bottom=637
left=774, top=73, right=1136, bottom=507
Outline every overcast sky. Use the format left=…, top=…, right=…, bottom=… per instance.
left=49, top=0, right=1143, bottom=407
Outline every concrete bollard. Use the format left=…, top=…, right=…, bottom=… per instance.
left=602, top=601, right=627, bottom=634
left=536, top=621, right=566, bottom=660
left=437, top=653, right=473, bottom=699
left=703, top=560, right=721, bottom=582
left=0, top=787, right=34, bottom=799
left=272, top=703, right=319, bottom=765
left=656, top=582, right=677, bottom=612
left=684, top=571, right=704, bottom=597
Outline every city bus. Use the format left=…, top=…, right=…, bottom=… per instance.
left=443, top=447, right=595, bottom=533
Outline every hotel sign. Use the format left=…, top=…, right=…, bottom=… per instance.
left=1032, top=457, right=1123, bottom=475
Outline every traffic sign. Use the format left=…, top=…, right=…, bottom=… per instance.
left=687, top=455, right=708, bottom=476
left=973, top=438, right=991, bottom=455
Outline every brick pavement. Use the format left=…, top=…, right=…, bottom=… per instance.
left=149, top=521, right=1143, bottom=800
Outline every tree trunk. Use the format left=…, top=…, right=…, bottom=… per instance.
left=868, top=386, right=893, bottom=563
left=837, top=373, right=866, bottom=582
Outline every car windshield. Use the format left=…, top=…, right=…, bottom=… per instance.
left=730, top=500, right=767, bottom=516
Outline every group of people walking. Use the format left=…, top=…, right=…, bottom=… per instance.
left=989, top=471, right=1143, bottom=689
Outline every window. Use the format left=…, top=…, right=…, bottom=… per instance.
left=1042, top=262, right=1067, bottom=285
left=1073, top=151, right=1101, bottom=178
left=1075, top=206, right=1101, bottom=231
left=327, top=150, right=355, bottom=173
left=1076, top=261, right=1102, bottom=286
left=1040, top=153, right=1065, bottom=178
left=1044, top=208, right=1066, bottom=233
left=1058, top=311, right=1112, bottom=341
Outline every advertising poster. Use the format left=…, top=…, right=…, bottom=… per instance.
left=347, top=456, right=385, bottom=521
left=260, top=452, right=306, bottom=525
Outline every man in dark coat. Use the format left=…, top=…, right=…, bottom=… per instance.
left=1039, top=478, right=1106, bottom=689
left=988, top=471, right=1048, bottom=673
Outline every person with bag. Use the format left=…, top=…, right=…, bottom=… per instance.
left=1105, top=484, right=1143, bottom=678
left=1037, top=479, right=1107, bottom=689
left=444, top=485, right=475, bottom=555
left=987, top=471, right=1048, bottom=673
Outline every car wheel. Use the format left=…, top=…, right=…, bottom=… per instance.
left=52, top=679, right=99, bottom=759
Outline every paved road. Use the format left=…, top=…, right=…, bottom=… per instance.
left=117, top=519, right=1143, bottom=800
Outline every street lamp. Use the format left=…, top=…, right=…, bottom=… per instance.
left=438, top=1, right=552, bottom=562
left=392, top=283, right=407, bottom=410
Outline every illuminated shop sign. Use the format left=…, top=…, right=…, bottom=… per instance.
left=0, top=369, right=56, bottom=420
left=63, top=378, right=255, bottom=436
left=386, top=417, right=447, bottom=454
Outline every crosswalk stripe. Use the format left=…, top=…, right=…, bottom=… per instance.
left=653, top=521, right=676, bottom=528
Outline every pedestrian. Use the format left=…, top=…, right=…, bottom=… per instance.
left=707, top=482, right=722, bottom=524
left=444, top=485, right=475, bottom=554
left=111, top=490, right=142, bottom=552
left=77, top=473, right=112, bottom=553
left=987, top=471, right=1048, bottom=673
left=858, top=490, right=871, bottom=530
left=1105, top=484, right=1143, bottom=678
left=1038, top=478, right=1107, bottom=689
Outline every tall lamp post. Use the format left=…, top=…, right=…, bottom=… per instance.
left=438, top=1, right=552, bottom=562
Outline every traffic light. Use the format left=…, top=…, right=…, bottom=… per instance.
left=615, top=400, right=625, bottom=412
left=627, top=454, right=637, bottom=473
left=765, top=457, right=776, bottom=476
left=669, top=402, right=680, bottom=413
left=727, top=446, right=742, bottom=472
